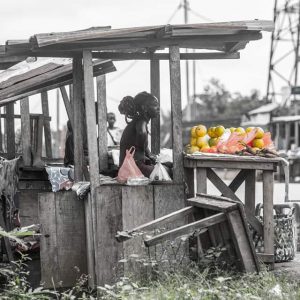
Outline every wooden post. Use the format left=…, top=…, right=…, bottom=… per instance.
left=6, top=103, right=15, bottom=159
left=263, top=170, right=274, bottom=267
left=245, top=170, right=256, bottom=215
left=41, top=92, right=53, bottom=158
left=285, top=123, right=290, bottom=151
left=275, top=123, right=280, bottom=149
left=96, top=75, right=108, bottom=171
left=295, top=122, right=299, bottom=147
left=20, top=97, right=31, bottom=166
left=169, top=45, right=184, bottom=183
left=82, top=50, right=100, bottom=187
left=60, top=86, right=74, bottom=129
left=73, top=55, right=85, bottom=181
left=196, top=168, right=207, bottom=194
left=150, top=55, right=160, bottom=154
left=0, top=107, right=2, bottom=152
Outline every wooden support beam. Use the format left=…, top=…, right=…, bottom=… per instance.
left=92, top=52, right=240, bottom=61
left=169, top=45, right=184, bottom=183
left=285, top=123, right=290, bottom=151
left=6, top=103, right=15, bottom=159
left=41, top=92, right=53, bottom=158
left=150, top=55, right=160, bottom=154
left=263, top=170, right=274, bottom=267
left=20, top=97, right=31, bottom=166
left=82, top=50, right=100, bottom=187
left=96, top=75, right=108, bottom=171
left=116, top=206, right=195, bottom=242
left=295, top=122, right=299, bottom=147
left=144, top=212, right=226, bottom=247
left=60, top=86, right=73, bottom=129
left=73, top=55, right=84, bottom=181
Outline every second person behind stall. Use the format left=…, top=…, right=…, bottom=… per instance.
left=118, top=91, right=160, bottom=178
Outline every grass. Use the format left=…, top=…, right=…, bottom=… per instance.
left=98, top=265, right=300, bottom=300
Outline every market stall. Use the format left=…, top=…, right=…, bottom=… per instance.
left=0, top=20, right=274, bottom=287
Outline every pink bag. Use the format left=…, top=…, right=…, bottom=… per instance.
left=117, top=147, right=144, bottom=183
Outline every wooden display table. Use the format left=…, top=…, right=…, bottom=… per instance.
left=184, top=154, right=281, bottom=267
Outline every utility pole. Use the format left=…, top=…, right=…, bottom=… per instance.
left=183, top=0, right=191, bottom=121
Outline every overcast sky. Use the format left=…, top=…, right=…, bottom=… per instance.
left=0, top=0, right=274, bottom=128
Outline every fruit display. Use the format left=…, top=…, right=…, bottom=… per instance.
left=186, top=124, right=278, bottom=158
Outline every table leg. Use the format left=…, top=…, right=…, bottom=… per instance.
left=185, top=168, right=195, bottom=198
left=196, top=168, right=207, bottom=194
left=245, top=170, right=256, bottom=215
left=263, top=170, right=274, bottom=268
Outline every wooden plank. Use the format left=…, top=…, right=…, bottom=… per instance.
left=0, top=60, right=115, bottom=104
left=196, top=168, right=207, bottom=194
left=262, top=170, right=274, bottom=268
left=6, top=102, right=15, bottom=159
left=187, top=194, right=237, bottom=212
left=144, top=212, right=226, bottom=247
left=154, top=184, right=185, bottom=218
left=60, top=86, right=73, bottom=129
left=84, top=194, right=96, bottom=287
left=122, top=186, right=154, bottom=254
left=184, top=157, right=277, bottom=171
left=39, top=193, right=59, bottom=287
left=285, top=123, right=290, bottom=151
left=96, top=75, right=108, bottom=171
left=169, top=45, right=183, bottom=183
left=32, top=116, right=44, bottom=167
left=226, top=209, right=259, bottom=272
left=20, top=97, right=31, bottom=166
left=184, top=168, right=195, bottom=198
left=227, top=169, right=249, bottom=192
left=41, top=92, right=53, bottom=158
left=0, top=63, right=62, bottom=89
left=92, top=52, right=240, bottom=60
left=150, top=56, right=160, bottom=154
left=94, top=186, right=123, bottom=286
left=295, top=122, right=299, bottom=147
left=82, top=50, right=100, bottom=187
left=72, top=55, right=84, bottom=181
left=245, top=170, right=256, bottom=215
left=116, top=206, right=195, bottom=242
left=206, top=169, right=263, bottom=235
left=55, top=191, right=87, bottom=287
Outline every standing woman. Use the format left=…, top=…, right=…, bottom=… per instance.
left=118, top=91, right=160, bottom=177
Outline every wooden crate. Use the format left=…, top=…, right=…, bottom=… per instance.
left=117, top=193, right=260, bottom=274
left=38, top=191, right=87, bottom=288
left=86, top=183, right=185, bottom=287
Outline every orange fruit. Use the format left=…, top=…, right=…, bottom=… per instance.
left=190, top=137, right=197, bottom=146
left=195, top=125, right=207, bottom=137
left=200, top=145, right=211, bottom=152
left=252, top=138, right=264, bottom=149
left=190, top=145, right=200, bottom=153
left=196, top=137, right=208, bottom=148
left=207, top=127, right=217, bottom=138
left=235, top=127, right=246, bottom=135
left=255, top=127, right=264, bottom=139
left=208, top=137, right=219, bottom=147
left=190, top=126, right=197, bottom=138
left=215, top=125, right=225, bottom=137
left=246, top=127, right=254, bottom=133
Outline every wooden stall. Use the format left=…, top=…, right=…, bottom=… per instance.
left=0, top=20, right=273, bottom=287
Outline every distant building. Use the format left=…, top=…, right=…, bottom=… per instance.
left=241, top=103, right=279, bottom=129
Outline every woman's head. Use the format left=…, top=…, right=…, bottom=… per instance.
left=118, top=91, right=159, bottom=122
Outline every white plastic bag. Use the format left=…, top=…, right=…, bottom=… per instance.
left=149, top=158, right=172, bottom=182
